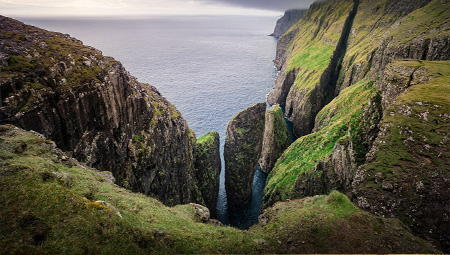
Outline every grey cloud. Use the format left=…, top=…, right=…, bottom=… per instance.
left=197, top=0, right=316, bottom=11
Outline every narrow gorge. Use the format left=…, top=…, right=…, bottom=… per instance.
left=1, top=0, right=449, bottom=253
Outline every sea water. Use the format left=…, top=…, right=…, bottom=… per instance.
left=19, top=15, right=279, bottom=228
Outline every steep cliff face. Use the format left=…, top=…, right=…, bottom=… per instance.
left=270, top=9, right=307, bottom=38
left=337, top=0, right=447, bottom=93
left=225, top=103, right=266, bottom=211
left=352, top=60, right=450, bottom=251
left=0, top=16, right=197, bottom=206
left=264, top=79, right=379, bottom=207
left=267, top=0, right=356, bottom=137
left=259, top=105, right=290, bottom=174
left=264, top=0, right=450, bottom=250
left=0, top=127, right=440, bottom=253
left=194, top=132, right=221, bottom=217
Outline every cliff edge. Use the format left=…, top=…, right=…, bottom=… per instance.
left=0, top=16, right=198, bottom=206
left=270, top=9, right=307, bottom=38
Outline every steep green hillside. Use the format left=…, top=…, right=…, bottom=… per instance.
left=353, top=60, right=450, bottom=250
left=0, top=125, right=439, bottom=254
left=264, top=79, right=379, bottom=207
left=338, top=0, right=450, bottom=91
left=268, top=0, right=356, bottom=137
left=264, top=0, right=449, bottom=250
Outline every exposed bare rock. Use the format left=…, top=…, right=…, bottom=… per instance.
left=0, top=16, right=197, bottom=206
left=270, top=9, right=307, bottom=38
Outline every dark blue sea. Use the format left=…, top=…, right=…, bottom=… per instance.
left=18, top=15, right=279, bottom=229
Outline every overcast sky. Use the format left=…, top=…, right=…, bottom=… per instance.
left=0, top=0, right=315, bottom=17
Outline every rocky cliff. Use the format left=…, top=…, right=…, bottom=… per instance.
left=270, top=9, right=307, bottom=38
left=224, top=103, right=266, bottom=211
left=0, top=16, right=198, bottom=206
left=352, top=60, right=450, bottom=251
left=259, top=105, right=290, bottom=174
left=264, top=0, right=450, bottom=251
left=0, top=126, right=440, bottom=253
left=194, top=132, right=221, bottom=217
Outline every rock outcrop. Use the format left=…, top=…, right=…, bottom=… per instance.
left=194, top=132, right=221, bottom=217
left=352, top=60, right=450, bottom=251
left=270, top=9, right=307, bottom=38
left=224, top=103, right=266, bottom=211
left=264, top=0, right=450, bottom=250
left=0, top=16, right=197, bottom=206
left=259, top=105, right=290, bottom=174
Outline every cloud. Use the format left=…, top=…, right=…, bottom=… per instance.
left=0, top=0, right=297, bottom=17
left=195, top=0, right=315, bottom=11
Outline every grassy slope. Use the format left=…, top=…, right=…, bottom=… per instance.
left=282, top=0, right=352, bottom=90
left=0, top=125, right=439, bottom=254
left=363, top=60, right=449, bottom=177
left=0, top=126, right=260, bottom=254
left=341, top=0, right=450, bottom=85
left=264, top=79, right=377, bottom=205
left=264, top=0, right=449, bottom=207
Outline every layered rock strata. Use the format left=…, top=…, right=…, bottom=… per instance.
left=0, top=16, right=197, bottom=206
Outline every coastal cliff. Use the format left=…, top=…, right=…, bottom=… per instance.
left=270, top=9, right=307, bottom=38
left=0, top=125, right=439, bottom=253
left=264, top=0, right=450, bottom=250
left=0, top=16, right=198, bottom=206
left=224, top=103, right=266, bottom=211
left=0, top=3, right=449, bottom=252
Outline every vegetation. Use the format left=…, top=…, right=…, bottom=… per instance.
left=268, top=105, right=290, bottom=150
left=360, top=60, right=450, bottom=194
left=0, top=21, right=114, bottom=91
left=0, top=126, right=439, bottom=253
left=264, top=79, right=377, bottom=206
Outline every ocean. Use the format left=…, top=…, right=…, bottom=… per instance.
left=18, top=15, right=279, bottom=228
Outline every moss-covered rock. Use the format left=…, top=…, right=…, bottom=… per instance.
left=225, top=103, right=266, bottom=212
left=254, top=191, right=439, bottom=254
left=194, top=132, right=221, bottom=217
left=353, top=60, right=450, bottom=251
left=259, top=105, right=290, bottom=174
left=0, top=126, right=441, bottom=254
left=0, top=16, right=197, bottom=206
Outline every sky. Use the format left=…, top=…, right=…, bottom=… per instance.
left=0, top=0, right=316, bottom=17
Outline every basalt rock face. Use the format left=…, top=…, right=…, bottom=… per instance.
left=259, top=105, right=290, bottom=174
left=194, top=132, right=221, bottom=217
left=270, top=9, right=307, bottom=38
left=264, top=0, right=449, bottom=250
left=0, top=16, right=197, bottom=206
left=225, top=103, right=266, bottom=212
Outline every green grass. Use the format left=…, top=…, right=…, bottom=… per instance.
left=196, top=131, right=218, bottom=145
left=264, top=79, right=378, bottom=206
left=0, top=125, right=439, bottom=254
left=0, top=125, right=260, bottom=254
left=342, top=0, right=450, bottom=85
left=362, top=60, right=450, bottom=178
left=251, top=191, right=438, bottom=254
